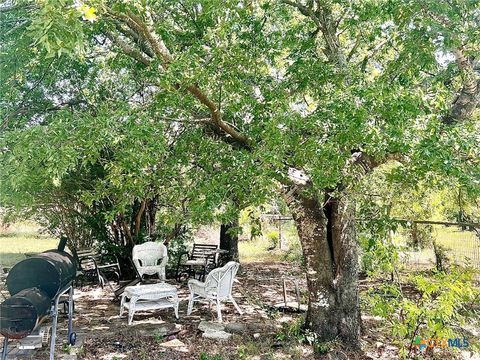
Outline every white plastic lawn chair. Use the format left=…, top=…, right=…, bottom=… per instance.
left=132, top=241, right=168, bottom=280
left=187, top=261, right=243, bottom=322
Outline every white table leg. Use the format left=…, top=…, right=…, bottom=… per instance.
left=119, top=294, right=126, bottom=316
left=174, top=294, right=179, bottom=319
left=128, top=296, right=138, bottom=325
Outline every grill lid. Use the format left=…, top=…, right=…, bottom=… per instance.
left=6, top=250, right=76, bottom=298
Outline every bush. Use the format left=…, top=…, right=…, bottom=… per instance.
left=199, top=353, right=223, bottom=360
left=266, top=230, right=279, bottom=249
left=359, top=232, right=403, bottom=276
left=166, top=232, right=190, bottom=271
left=281, top=239, right=304, bottom=265
left=276, top=316, right=331, bottom=354
left=408, top=223, right=433, bottom=250
left=364, top=266, right=480, bottom=358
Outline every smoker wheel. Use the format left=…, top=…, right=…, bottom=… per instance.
left=69, top=332, right=76, bottom=346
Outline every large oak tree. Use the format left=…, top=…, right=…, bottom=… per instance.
left=1, top=0, right=479, bottom=346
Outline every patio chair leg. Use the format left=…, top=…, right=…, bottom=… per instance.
left=229, top=295, right=243, bottom=315
left=187, top=293, right=194, bottom=315
left=119, top=295, right=125, bottom=316
left=96, top=270, right=102, bottom=287
left=216, top=299, right=222, bottom=323
left=128, top=310, right=134, bottom=325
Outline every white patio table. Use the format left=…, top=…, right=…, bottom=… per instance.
left=120, top=283, right=179, bottom=325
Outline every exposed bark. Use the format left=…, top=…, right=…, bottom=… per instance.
left=145, top=197, right=157, bottom=237
left=121, top=216, right=133, bottom=246
left=111, top=18, right=155, bottom=58
left=220, top=221, right=240, bottom=262
left=111, top=221, right=120, bottom=244
left=283, top=185, right=360, bottom=346
left=164, top=223, right=184, bottom=245
left=444, top=49, right=480, bottom=125
left=280, top=1, right=346, bottom=67
left=133, top=200, right=146, bottom=238
left=106, top=32, right=151, bottom=66
left=329, top=197, right=361, bottom=344
left=411, top=223, right=420, bottom=248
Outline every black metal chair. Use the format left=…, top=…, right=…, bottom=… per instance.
left=76, top=249, right=121, bottom=288
left=175, top=243, right=219, bottom=282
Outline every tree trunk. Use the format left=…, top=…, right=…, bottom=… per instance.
left=145, top=197, right=157, bottom=237
left=283, top=186, right=360, bottom=347
left=164, top=223, right=184, bottom=245
left=411, top=223, right=419, bottom=249
left=134, top=200, right=146, bottom=238
left=220, top=220, right=239, bottom=262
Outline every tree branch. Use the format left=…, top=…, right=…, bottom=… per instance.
left=106, top=32, right=151, bottom=66
left=346, top=33, right=361, bottom=62
left=443, top=48, right=480, bottom=124
left=134, top=200, right=146, bottom=238
left=45, top=98, right=87, bottom=112
left=108, top=9, right=250, bottom=148
left=351, top=151, right=406, bottom=174
left=281, top=0, right=346, bottom=67
left=112, top=19, right=154, bottom=58
left=185, top=85, right=249, bottom=145
left=281, top=0, right=322, bottom=28
left=125, top=10, right=173, bottom=64
left=156, top=116, right=211, bottom=123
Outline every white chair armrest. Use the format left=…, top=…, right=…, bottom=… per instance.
left=188, top=279, right=204, bottom=287
left=159, top=255, right=168, bottom=267
left=132, top=258, right=141, bottom=269
left=188, top=279, right=205, bottom=293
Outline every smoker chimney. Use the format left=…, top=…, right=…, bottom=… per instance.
left=57, top=236, right=68, bottom=252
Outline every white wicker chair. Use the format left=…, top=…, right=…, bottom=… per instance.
left=132, top=242, right=168, bottom=280
left=187, top=261, right=242, bottom=322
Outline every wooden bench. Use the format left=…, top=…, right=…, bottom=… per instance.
left=175, top=243, right=219, bottom=282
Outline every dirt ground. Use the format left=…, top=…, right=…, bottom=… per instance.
left=1, top=263, right=478, bottom=360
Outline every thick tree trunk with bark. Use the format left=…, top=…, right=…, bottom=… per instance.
left=145, top=197, right=157, bottom=237
left=283, top=186, right=360, bottom=347
left=220, top=220, right=239, bottom=262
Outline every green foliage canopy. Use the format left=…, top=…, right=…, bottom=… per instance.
left=1, top=0, right=479, bottom=233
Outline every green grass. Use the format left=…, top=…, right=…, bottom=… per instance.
left=0, top=222, right=58, bottom=268
left=239, top=236, right=281, bottom=263
left=435, top=226, right=479, bottom=250
left=435, top=226, right=480, bottom=267
left=239, top=222, right=303, bottom=264
left=240, top=223, right=480, bottom=269
left=395, top=225, right=480, bottom=268
left=2, top=220, right=477, bottom=270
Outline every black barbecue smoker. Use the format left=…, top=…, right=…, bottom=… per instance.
left=0, top=238, right=77, bottom=360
